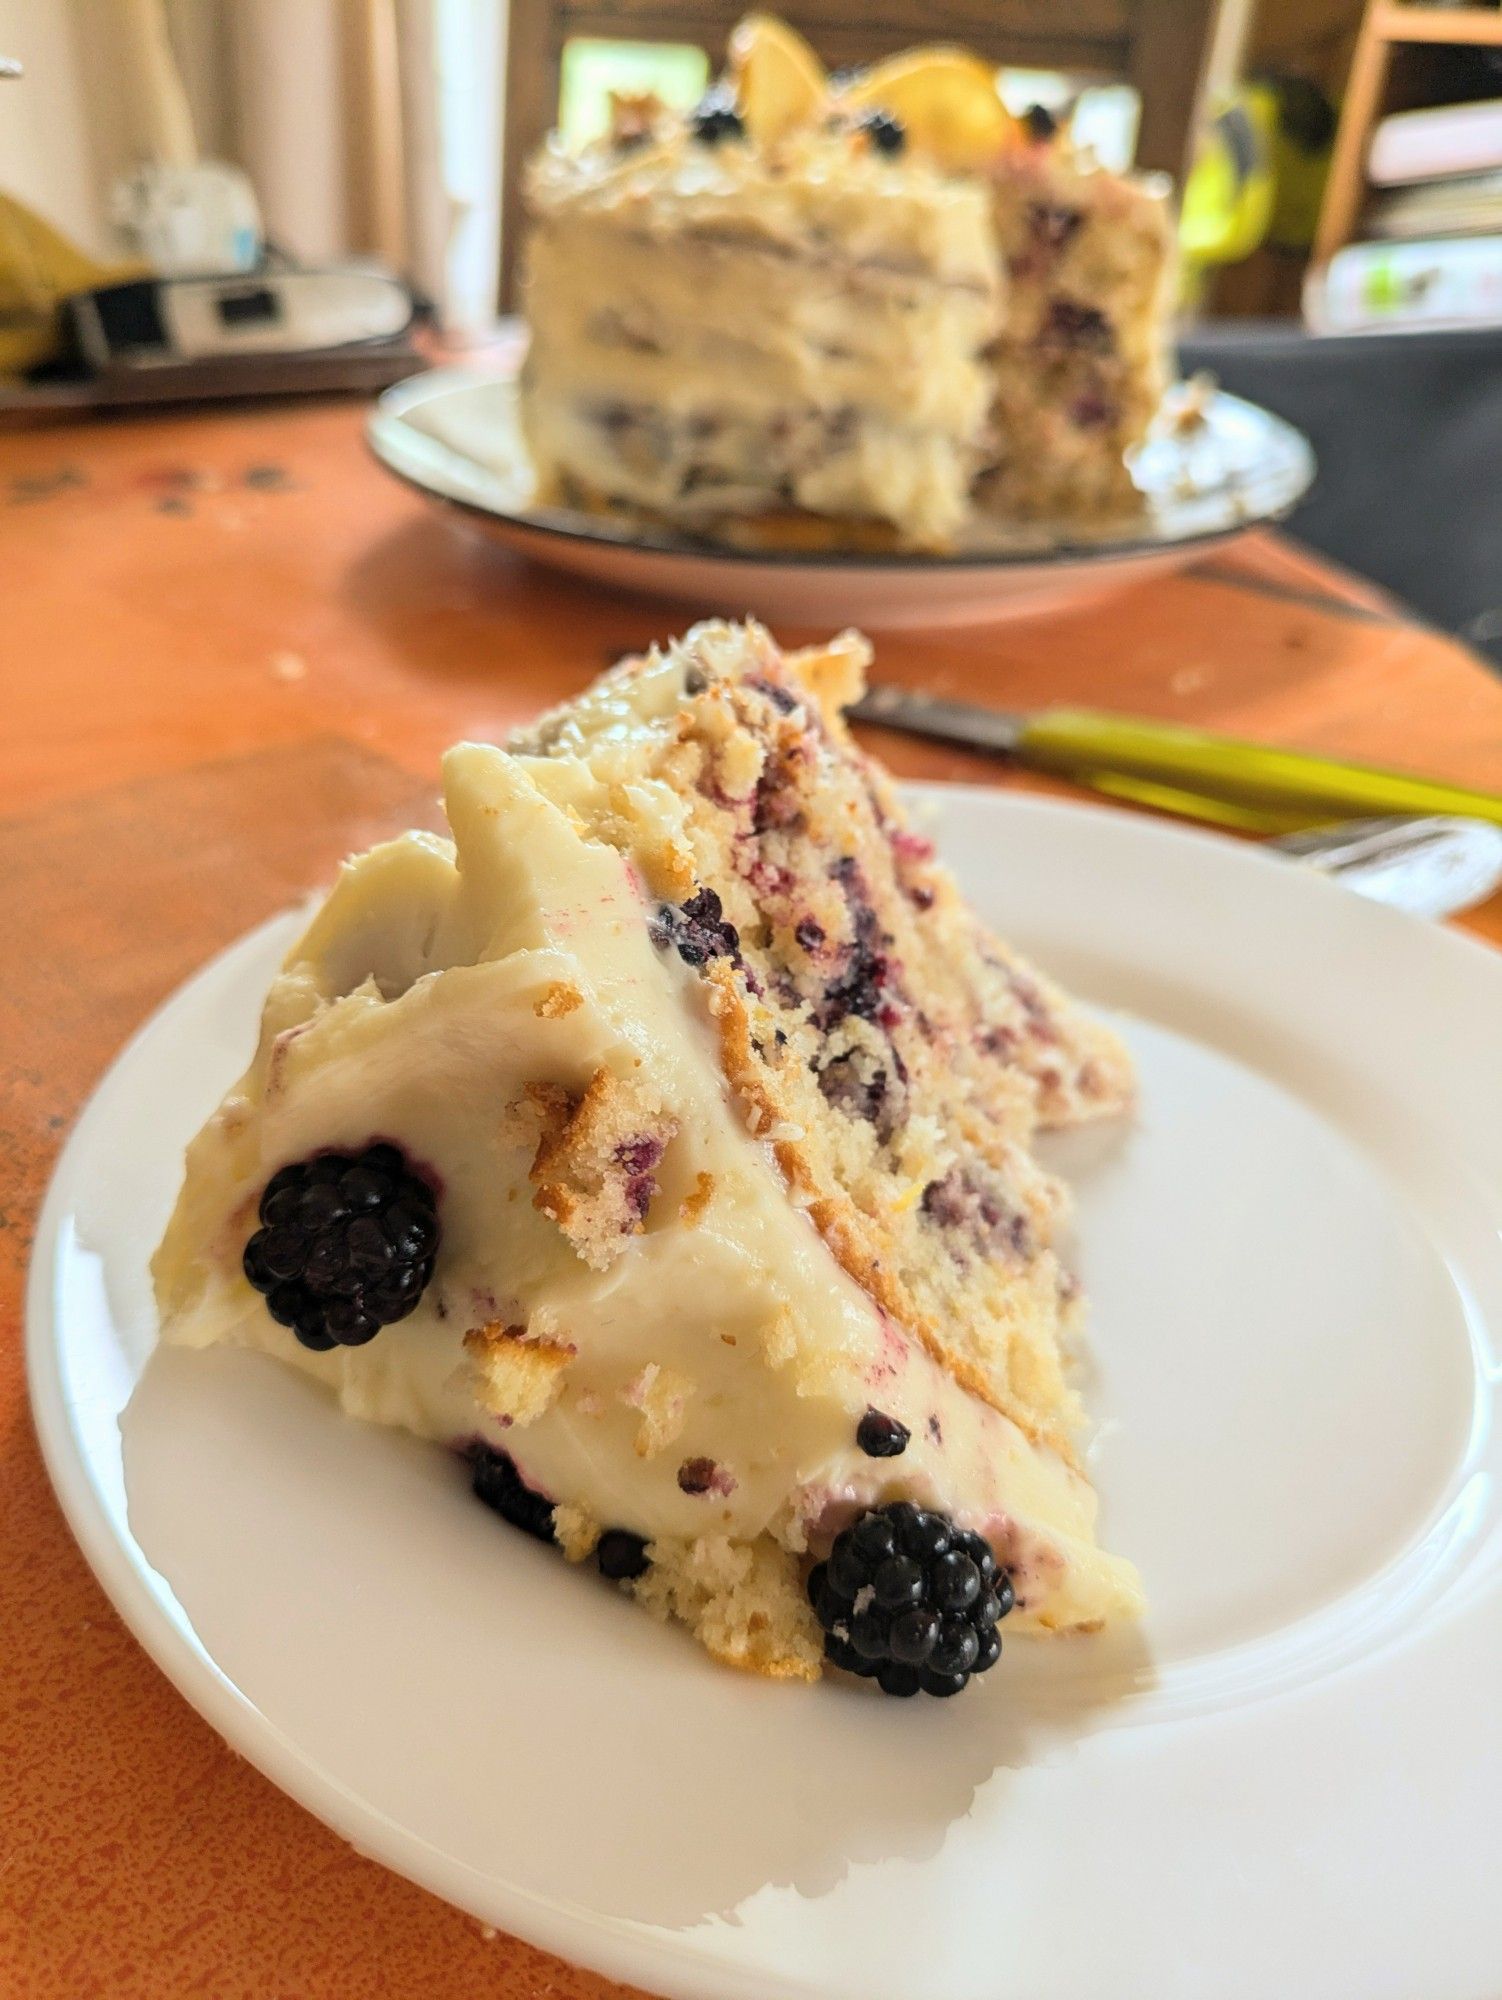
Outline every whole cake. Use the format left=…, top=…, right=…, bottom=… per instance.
left=519, top=17, right=1175, bottom=548
left=154, top=621, right=1142, bottom=1699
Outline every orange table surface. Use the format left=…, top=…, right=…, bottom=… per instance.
left=4, top=398, right=1502, bottom=2000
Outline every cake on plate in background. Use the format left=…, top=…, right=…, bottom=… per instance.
left=519, top=17, right=1176, bottom=550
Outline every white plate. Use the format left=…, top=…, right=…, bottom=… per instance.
left=366, top=369, right=1315, bottom=630
left=28, top=789, right=1502, bottom=2000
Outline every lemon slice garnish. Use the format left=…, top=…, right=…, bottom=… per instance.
left=839, top=47, right=1017, bottom=171
left=728, top=13, right=828, bottom=146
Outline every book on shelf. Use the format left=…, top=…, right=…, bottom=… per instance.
left=1369, top=98, right=1502, bottom=187
left=1305, top=233, right=1502, bottom=332
left=1366, top=169, right=1502, bottom=239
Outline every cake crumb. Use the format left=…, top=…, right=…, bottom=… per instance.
left=621, top=1362, right=695, bottom=1457
left=534, top=979, right=584, bottom=1018
left=679, top=1170, right=715, bottom=1225
left=465, top=1322, right=575, bottom=1425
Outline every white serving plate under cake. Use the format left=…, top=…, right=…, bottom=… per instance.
left=28, top=787, right=1502, bottom=2000
left=367, top=366, right=1315, bottom=630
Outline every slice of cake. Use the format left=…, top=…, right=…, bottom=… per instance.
left=979, top=130, right=1175, bottom=520
left=518, top=17, right=1175, bottom=549
left=154, top=621, right=1141, bottom=1699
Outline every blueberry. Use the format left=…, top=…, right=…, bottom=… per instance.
left=690, top=88, right=745, bottom=145
left=596, top=1529, right=650, bottom=1580
left=858, top=109, right=906, bottom=155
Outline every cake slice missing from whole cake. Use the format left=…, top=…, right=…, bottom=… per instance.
left=154, top=621, right=1141, bottom=1698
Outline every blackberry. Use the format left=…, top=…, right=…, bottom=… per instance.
left=858, top=109, right=906, bottom=155
left=243, top=1143, right=439, bottom=1350
left=468, top=1442, right=556, bottom=1543
left=808, top=1503, right=1012, bottom=1698
left=855, top=1408, right=910, bottom=1458
left=690, top=88, right=745, bottom=145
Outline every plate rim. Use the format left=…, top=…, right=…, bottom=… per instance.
left=365, top=366, right=1318, bottom=576
left=25, top=785, right=1502, bottom=2000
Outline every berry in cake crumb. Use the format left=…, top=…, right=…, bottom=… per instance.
left=243, top=1144, right=439, bottom=1350
left=856, top=1408, right=910, bottom=1457
left=857, top=109, right=906, bottom=155
left=1041, top=297, right=1115, bottom=355
left=677, top=1454, right=730, bottom=1495
left=812, top=1503, right=1012, bottom=1696
left=650, top=887, right=742, bottom=970
left=468, top=1442, right=557, bottom=1543
left=691, top=89, right=745, bottom=145
left=1028, top=201, right=1084, bottom=253
left=597, top=1528, right=652, bottom=1579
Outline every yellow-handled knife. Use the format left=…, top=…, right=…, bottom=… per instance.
left=848, top=687, right=1502, bottom=836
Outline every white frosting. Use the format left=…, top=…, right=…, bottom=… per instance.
left=154, top=739, right=1141, bottom=1632
left=520, top=129, right=1002, bottom=546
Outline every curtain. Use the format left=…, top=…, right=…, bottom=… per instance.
left=51, top=0, right=504, bottom=329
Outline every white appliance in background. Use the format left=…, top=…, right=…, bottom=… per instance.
left=108, top=0, right=265, bottom=276
left=67, top=267, right=416, bottom=370
left=110, top=161, right=262, bottom=277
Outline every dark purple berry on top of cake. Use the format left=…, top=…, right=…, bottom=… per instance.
left=856, top=1408, right=911, bottom=1457
left=858, top=109, right=906, bottom=156
left=1023, top=102, right=1059, bottom=142
left=244, top=1143, right=439, bottom=1351
left=690, top=89, right=745, bottom=145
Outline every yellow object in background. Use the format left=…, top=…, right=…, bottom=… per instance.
left=1180, top=89, right=1278, bottom=274
left=0, top=192, right=142, bottom=379
left=728, top=14, right=826, bottom=145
